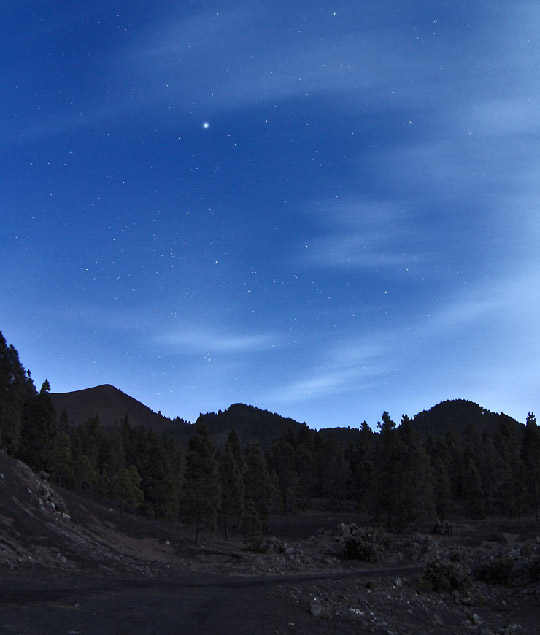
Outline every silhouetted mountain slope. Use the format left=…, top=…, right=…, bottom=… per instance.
left=195, top=403, right=307, bottom=447
left=410, top=399, right=523, bottom=438
left=51, top=387, right=305, bottom=447
left=51, top=385, right=187, bottom=436
left=51, top=386, right=525, bottom=450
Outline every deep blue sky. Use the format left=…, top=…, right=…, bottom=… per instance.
left=2, top=1, right=539, bottom=428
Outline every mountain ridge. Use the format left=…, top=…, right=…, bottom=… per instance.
left=51, top=385, right=524, bottom=447
left=50, top=384, right=187, bottom=437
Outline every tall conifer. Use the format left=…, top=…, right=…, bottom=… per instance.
left=183, top=424, right=220, bottom=542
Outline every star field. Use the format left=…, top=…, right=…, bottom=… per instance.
left=2, top=1, right=540, bottom=428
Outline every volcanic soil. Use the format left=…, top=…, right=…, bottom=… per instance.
left=0, top=450, right=539, bottom=634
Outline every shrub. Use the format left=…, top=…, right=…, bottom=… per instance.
left=417, top=560, right=471, bottom=593
left=342, top=527, right=389, bottom=562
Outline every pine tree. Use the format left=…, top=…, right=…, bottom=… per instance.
left=127, top=465, right=144, bottom=512
left=113, top=465, right=144, bottom=512
left=317, top=435, right=350, bottom=502
left=521, top=412, right=540, bottom=521
left=431, top=448, right=452, bottom=521
left=183, top=424, right=220, bottom=542
left=20, top=380, right=56, bottom=470
left=243, top=500, right=265, bottom=552
left=74, top=454, right=98, bottom=493
left=397, top=417, right=435, bottom=529
left=139, top=432, right=178, bottom=520
left=463, top=457, right=485, bottom=519
left=348, top=421, right=375, bottom=505
left=49, top=431, right=74, bottom=488
left=265, top=437, right=299, bottom=512
left=494, top=415, right=522, bottom=517
left=105, top=428, right=126, bottom=477
left=243, top=441, right=272, bottom=525
left=219, top=436, right=244, bottom=539
left=294, top=427, right=317, bottom=501
left=226, top=427, right=245, bottom=472
left=0, top=333, right=28, bottom=453
left=371, top=412, right=402, bottom=526
left=113, top=467, right=134, bottom=511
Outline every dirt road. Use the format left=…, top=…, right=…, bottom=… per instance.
left=0, top=567, right=422, bottom=635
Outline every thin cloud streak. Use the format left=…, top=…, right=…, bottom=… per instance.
left=301, top=199, right=429, bottom=271
left=155, top=329, right=276, bottom=355
left=269, top=260, right=540, bottom=417
left=121, top=7, right=417, bottom=113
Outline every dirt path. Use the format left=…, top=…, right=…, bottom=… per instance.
left=0, top=566, right=422, bottom=635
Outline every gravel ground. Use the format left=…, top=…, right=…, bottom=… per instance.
left=0, top=450, right=539, bottom=634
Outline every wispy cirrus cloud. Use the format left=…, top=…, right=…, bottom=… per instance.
left=119, top=5, right=419, bottom=115
left=300, top=198, right=430, bottom=271
left=269, top=339, right=387, bottom=404
left=155, top=328, right=276, bottom=355
left=270, top=254, right=540, bottom=417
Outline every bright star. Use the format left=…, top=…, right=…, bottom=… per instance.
left=202, top=122, right=210, bottom=129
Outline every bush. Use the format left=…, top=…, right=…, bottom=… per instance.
left=342, top=527, right=389, bottom=562
left=475, top=557, right=514, bottom=586
left=417, top=560, right=471, bottom=593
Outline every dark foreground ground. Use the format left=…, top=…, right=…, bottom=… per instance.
left=0, top=561, right=538, bottom=635
left=0, top=451, right=539, bottom=634
left=0, top=567, right=423, bottom=635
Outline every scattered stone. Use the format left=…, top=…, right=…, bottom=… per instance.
left=501, top=625, right=522, bottom=634
left=310, top=598, right=322, bottom=617
left=468, top=612, right=482, bottom=626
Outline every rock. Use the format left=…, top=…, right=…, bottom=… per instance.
left=469, top=613, right=482, bottom=626
left=310, top=598, right=322, bottom=617
left=501, top=625, right=522, bottom=634
left=340, top=523, right=351, bottom=538
left=348, top=608, right=364, bottom=616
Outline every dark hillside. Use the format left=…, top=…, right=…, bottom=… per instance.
left=0, top=449, right=152, bottom=573
left=196, top=403, right=307, bottom=447
left=51, top=384, right=188, bottom=437
left=51, top=386, right=306, bottom=448
left=410, top=399, right=523, bottom=438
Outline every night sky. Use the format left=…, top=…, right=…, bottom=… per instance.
left=2, top=1, right=539, bottom=429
